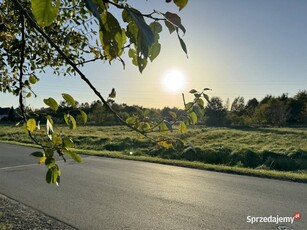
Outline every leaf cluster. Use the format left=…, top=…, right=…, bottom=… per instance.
left=25, top=94, right=86, bottom=185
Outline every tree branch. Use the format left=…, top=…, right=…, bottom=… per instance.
left=18, top=15, right=42, bottom=148
left=11, top=0, right=156, bottom=142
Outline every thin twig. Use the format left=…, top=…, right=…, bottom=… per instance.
left=18, top=15, right=42, bottom=148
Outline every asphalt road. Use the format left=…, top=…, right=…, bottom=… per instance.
left=0, top=143, right=306, bottom=230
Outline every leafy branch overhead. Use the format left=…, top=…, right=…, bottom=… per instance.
left=1, top=0, right=191, bottom=185
left=30, top=0, right=188, bottom=72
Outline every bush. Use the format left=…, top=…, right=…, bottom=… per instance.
left=181, top=146, right=231, bottom=164
left=229, top=149, right=262, bottom=168
left=105, top=137, right=153, bottom=151
left=269, top=156, right=298, bottom=171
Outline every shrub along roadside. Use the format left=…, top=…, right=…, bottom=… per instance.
left=1, top=140, right=306, bottom=183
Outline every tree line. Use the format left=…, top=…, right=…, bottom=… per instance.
left=207, top=90, right=307, bottom=127
left=2, top=90, right=306, bottom=127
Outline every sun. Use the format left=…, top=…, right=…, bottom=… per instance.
left=161, top=69, right=186, bottom=93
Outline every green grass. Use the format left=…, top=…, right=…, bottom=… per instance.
left=0, top=123, right=306, bottom=182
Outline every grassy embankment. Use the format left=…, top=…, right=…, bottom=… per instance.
left=0, top=123, right=306, bottom=182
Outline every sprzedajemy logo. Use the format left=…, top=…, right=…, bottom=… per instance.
left=247, top=212, right=301, bottom=225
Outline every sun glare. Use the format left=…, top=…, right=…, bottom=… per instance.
left=161, top=69, right=186, bottom=93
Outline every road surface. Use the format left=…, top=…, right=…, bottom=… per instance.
left=0, top=143, right=306, bottom=230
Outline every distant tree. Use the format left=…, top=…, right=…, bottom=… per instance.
left=204, top=97, right=227, bottom=126
left=244, top=98, right=259, bottom=116
left=287, top=91, right=307, bottom=124
left=253, top=98, right=289, bottom=127
left=8, top=107, right=16, bottom=122
left=259, top=95, right=273, bottom=105
left=230, top=96, right=245, bottom=116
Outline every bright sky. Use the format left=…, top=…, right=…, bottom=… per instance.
left=1, top=0, right=307, bottom=109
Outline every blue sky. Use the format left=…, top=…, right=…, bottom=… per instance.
left=1, top=0, right=307, bottom=109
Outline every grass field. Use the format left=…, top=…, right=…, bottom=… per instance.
left=0, top=123, right=306, bottom=182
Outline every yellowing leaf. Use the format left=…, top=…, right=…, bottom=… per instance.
left=174, top=0, right=188, bottom=11
left=160, top=122, right=169, bottom=135
left=32, top=0, right=60, bottom=28
left=29, top=75, right=37, bottom=84
left=158, top=140, right=173, bottom=149
left=26, top=119, right=36, bottom=132
left=39, top=156, right=46, bottom=164
left=179, top=121, right=187, bottom=133
left=52, top=134, right=62, bottom=145
left=126, top=116, right=137, bottom=125
left=189, top=112, right=197, bottom=125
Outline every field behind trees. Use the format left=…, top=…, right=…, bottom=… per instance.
left=1, top=124, right=306, bottom=175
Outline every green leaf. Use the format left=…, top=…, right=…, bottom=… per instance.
left=126, top=7, right=155, bottom=51
left=84, top=0, right=106, bottom=32
left=149, top=21, right=162, bottom=34
left=177, top=33, right=188, bottom=58
left=29, top=75, right=37, bottom=84
left=46, top=165, right=60, bottom=184
left=99, top=12, right=124, bottom=60
left=189, top=89, right=198, bottom=94
left=63, top=114, right=69, bottom=126
left=128, top=48, right=138, bottom=66
left=164, top=12, right=186, bottom=34
left=149, top=42, right=161, bottom=62
left=189, top=112, right=197, bottom=125
left=63, top=150, right=82, bottom=163
left=126, top=116, right=137, bottom=125
left=203, top=93, right=210, bottom=103
left=137, top=56, right=148, bottom=73
left=62, top=93, right=75, bottom=107
left=179, top=121, right=187, bottom=133
left=45, top=157, right=55, bottom=168
left=69, top=115, right=77, bottom=130
left=79, top=110, right=88, bottom=124
left=32, top=0, right=60, bottom=28
left=44, top=148, right=54, bottom=158
left=164, top=20, right=176, bottom=34
left=196, top=98, right=205, bottom=108
left=26, top=119, right=36, bottom=132
left=62, top=137, right=74, bottom=148
left=169, top=111, right=177, bottom=119
left=160, top=122, right=169, bottom=135
left=174, top=0, right=189, bottom=10
left=44, top=97, right=58, bottom=111
left=30, top=151, right=44, bottom=157
left=142, top=122, right=151, bottom=131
